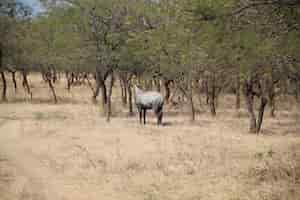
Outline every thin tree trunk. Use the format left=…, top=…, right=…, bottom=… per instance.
left=92, top=73, right=100, bottom=103
left=22, top=70, right=32, bottom=99
left=0, top=47, right=7, bottom=101
left=208, top=75, right=217, bottom=117
left=244, top=80, right=257, bottom=133
left=0, top=71, right=7, bottom=102
left=47, top=78, right=57, bottom=104
left=67, top=79, right=72, bottom=91
left=57, top=71, right=61, bottom=82
left=65, top=71, right=72, bottom=91
left=197, top=91, right=203, bottom=108
left=145, top=79, right=150, bottom=90
left=163, top=79, right=171, bottom=103
left=106, top=73, right=114, bottom=122
left=52, top=66, right=57, bottom=84
left=245, top=94, right=256, bottom=133
left=120, top=77, right=127, bottom=105
left=196, top=79, right=203, bottom=108
left=236, top=75, right=241, bottom=110
left=45, top=68, right=57, bottom=103
left=93, top=83, right=100, bottom=103
left=256, top=97, right=268, bottom=134
left=100, top=80, right=108, bottom=111
left=187, top=77, right=195, bottom=121
left=181, top=84, right=195, bottom=121
left=209, top=95, right=216, bottom=116
left=93, top=70, right=109, bottom=108
left=295, top=80, right=299, bottom=102
left=138, top=75, right=142, bottom=85
left=215, top=88, right=221, bottom=109
left=86, top=75, right=95, bottom=94
left=128, top=81, right=133, bottom=116
left=268, top=71, right=276, bottom=118
left=269, top=93, right=275, bottom=118
left=189, top=93, right=195, bottom=121
left=124, top=82, right=127, bottom=105
left=204, top=79, right=209, bottom=105
left=149, top=80, right=153, bottom=90
left=154, top=78, right=161, bottom=92
left=71, top=72, right=75, bottom=85
left=120, top=78, right=125, bottom=103
left=11, top=71, right=17, bottom=93
left=283, top=79, right=288, bottom=98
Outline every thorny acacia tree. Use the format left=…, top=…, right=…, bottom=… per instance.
left=2, top=0, right=299, bottom=130
left=0, top=0, right=32, bottom=101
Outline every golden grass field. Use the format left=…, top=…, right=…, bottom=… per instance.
left=0, top=74, right=300, bottom=200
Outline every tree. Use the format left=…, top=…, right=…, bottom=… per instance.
left=0, top=0, right=32, bottom=101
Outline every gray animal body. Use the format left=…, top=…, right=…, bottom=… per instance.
left=134, top=85, right=164, bottom=125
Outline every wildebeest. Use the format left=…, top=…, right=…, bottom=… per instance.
left=133, top=85, right=164, bottom=125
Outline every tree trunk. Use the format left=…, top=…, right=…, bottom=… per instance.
left=65, top=71, right=72, bottom=91
left=245, top=93, right=257, bottom=133
left=0, top=71, right=7, bottom=102
left=22, top=70, right=32, bottom=99
left=52, top=66, right=57, bottom=83
left=204, top=79, right=209, bottom=105
left=244, top=76, right=268, bottom=134
left=47, top=78, right=57, bottom=104
left=256, top=97, right=268, bottom=134
left=269, top=93, right=275, bottom=118
left=120, top=77, right=127, bottom=105
left=93, top=83, right=100, bottom=103
left=123, top=82, right=127, bottom=105
left=0, top=47, right=7, bottom=102
left=195, top=79, right=203, bottom=108
left=120, top=79, right=125, bottom=103
left=106, top=73, right=114, bottom=122
left=45, top=68, right=57, bottom=104
left=209, top=95, right=216, bottom=117
left=92, top=73, right=100, bottom=103
left=187, top=77, right=195, bottom=121
left=100, top=80, right=108, bottom=110
left=86, top=75, right=95, bottom=94
left=128, top=81, right=133, bottom=116
left=138, top=75, right=142, bottom=85
left=93, top=70, right=109, bottom=108
left=149, top=80, right=153, bottom=90
left=57, top=71, right=61, bottom=82
left=163, top=79, right=171, bottom=103
left=188, top=93, right=195, bottom=121
left=11, top=71, right=17, bottom=93
left=71, top=72, right=75, bottom=85
left=145, top=79, right=150, bottom=90
left=243, top=78, right=258, bottom=133
left=154, top=77, right=161, bottom=92
left=236, top=75, right=241, bottom=110
left=268, top=71, right=276, bottom=118
left=208, top=75, right=217, bottom=117
left=295, top=80, right=299, bottom=102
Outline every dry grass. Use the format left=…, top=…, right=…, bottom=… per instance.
left=0, top=73, right=299, bottom=200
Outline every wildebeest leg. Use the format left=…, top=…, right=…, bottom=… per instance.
left=143, top=109, right=147, bottom=125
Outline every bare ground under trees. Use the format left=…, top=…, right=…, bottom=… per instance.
left=0, top=74, right=300, bottom=200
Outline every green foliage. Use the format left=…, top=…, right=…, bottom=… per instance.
left=3, top=0, right=298, bottom=81
left=282, top=31, right=300, bottom=57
